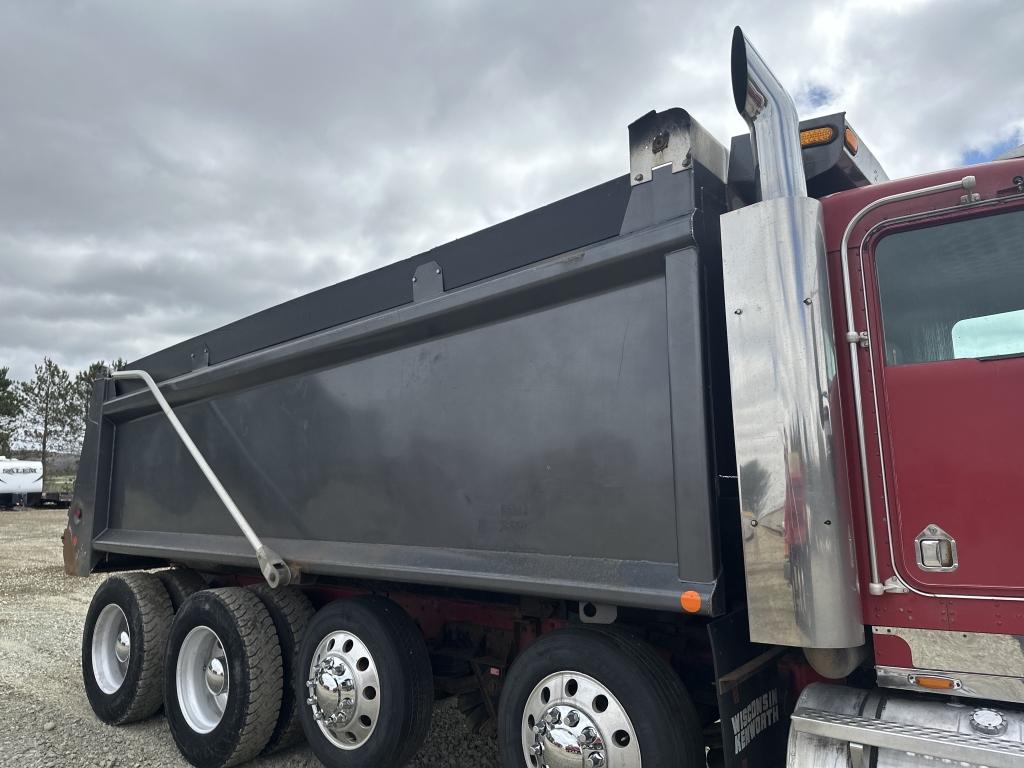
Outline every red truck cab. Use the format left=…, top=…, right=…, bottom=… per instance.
left=826, top=158, right=1024, bottom=686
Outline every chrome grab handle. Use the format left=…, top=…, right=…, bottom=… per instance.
left=110, top=369, right=292, bottom=588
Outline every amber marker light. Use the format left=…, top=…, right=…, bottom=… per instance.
left=908, top=674, right=961, bottom=691
left=799, top=126, right=836, bottom=147
left=844, top=126, right=860, bottom=155
left=680, top=590, right=702, bottom=613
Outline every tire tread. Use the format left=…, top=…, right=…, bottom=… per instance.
left=355, top=596, right=434, bottom=766
left=157, top=568, right=206, bottom=611
left=210, top=587, right=284, bottom=768
left=248, top=584, right=315, bottom=753
left=112, top=572, right=174, bottom=724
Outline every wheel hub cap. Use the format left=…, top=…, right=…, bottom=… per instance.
left=522, top=672, right=640, bottom=768
left=306, top=631, right=380, bottom=750
left=205, top=656, right=227, bottom=696
left=92, top=603, right=131, bottom=694
left=176, top=626, right=229, bottom=733
left=312, top=657, right=357, bottom=726
left=533, top=706, right=605, bottom=768
left=114, top=630, right=131, bottom=664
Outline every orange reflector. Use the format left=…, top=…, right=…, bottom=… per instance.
left=799, top=126, right=835, bottom=147
left=910, top=675, right=958, bottom=690
left=680, top=590, right=702, bottom=613
left=844, top=126, right=860, bottom=155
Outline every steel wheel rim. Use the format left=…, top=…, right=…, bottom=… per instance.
left=92, top=604, right=131, bottom=694
left=306, top=631, right=381, bottom=750
left=176, top=626, right=229, bottom=733
left=522, top=671, right=641, bottom=768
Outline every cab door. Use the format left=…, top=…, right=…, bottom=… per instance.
left=867, top=206, right=1024, bottom=596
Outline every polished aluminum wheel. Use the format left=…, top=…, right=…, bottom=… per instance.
left=176, top=626, right=229, bottom=733
left=92, top=604, right=131, bottom=694
left=522, top=671, right=641, bottom=768
left=305, top=630, right=380, bottom=750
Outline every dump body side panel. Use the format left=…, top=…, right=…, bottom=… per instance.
left=67, top=156, right=732, bottom=617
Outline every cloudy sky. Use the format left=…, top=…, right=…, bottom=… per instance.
left=1, top=0, right=1021, bottom=380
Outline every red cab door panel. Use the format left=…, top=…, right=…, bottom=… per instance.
left=884, top=357, right=1024, bottom=593
left=869, top=206, right=1024, bottom=597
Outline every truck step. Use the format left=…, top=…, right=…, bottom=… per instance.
left=791, top=707, right=1024, bottom=768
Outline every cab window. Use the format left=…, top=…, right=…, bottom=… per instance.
left=874, top=209, right=1024, bottom=365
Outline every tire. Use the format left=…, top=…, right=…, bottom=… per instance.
left=164, top=587, right=283, bottom=768
left=248, top=584, right=315, bottom=753
left=82, top=572, right=174, bottom=724
left=497, top=627, right=704, bottom=768
left=296, top=596, right=433, bottom=767
left=158, top=568, right=207, bottom=611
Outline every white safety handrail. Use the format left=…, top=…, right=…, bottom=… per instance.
left=111, top=369, right=291, bottom=588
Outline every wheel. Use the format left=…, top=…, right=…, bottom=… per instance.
left=296, top=596, right=433, bottom=767
left=497, top=627, right=704, bottom=768
left=82, top=572, right=173, bottom=724
left=248, top=584, right=315, bottom=753
left=158, top=568, right=207, bottom=611
left=164, top=587, right=283, bottom=768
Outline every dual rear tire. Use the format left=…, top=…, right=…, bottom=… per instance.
left=82, top=572, right=173, bottom=725
left=84, top=574, right=704, bottom=768
left=164, top=588, right=283, bottom=768
left=82, top=576, right=436, bottom=768
left=83, top=575, right=315, bottom=768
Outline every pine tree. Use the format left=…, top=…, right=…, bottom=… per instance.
left=0, top=367, right=20, bottom=456
left=19, top=358, right=78, bottom=471
left=71, top=359, right=126, bottom=449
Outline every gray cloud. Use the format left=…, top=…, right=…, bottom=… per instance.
left=1, top=0, right=1022, bottom=379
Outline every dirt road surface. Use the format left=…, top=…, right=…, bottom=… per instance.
left=0, top=508, right=498, bottom=768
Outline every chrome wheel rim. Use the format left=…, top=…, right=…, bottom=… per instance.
left=92, top=604, right=130, bottom=694
left=305, top=631, right=380, bottom=750
left=176, top=626, right=229, bottom=733
left=522, top=671, right=641, bottom=768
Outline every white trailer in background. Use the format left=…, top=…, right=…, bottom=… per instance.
left=0, top=457, right=43, bottom=508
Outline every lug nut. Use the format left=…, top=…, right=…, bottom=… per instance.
left=579, top=726, right=598, bottom=746
left=564, top=710, right=580, bottom=727
left=533, top=723, right=547, bottom=735
left=545, top=708, right=561, bottom=725
left=529, top=743, right=544, bottom=756
left=588, top=752, right=606, bottom=767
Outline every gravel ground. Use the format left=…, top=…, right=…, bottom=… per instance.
left=0, top=508, right=498, bottom=768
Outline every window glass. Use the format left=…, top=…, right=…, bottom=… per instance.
left=874, top=209, right=1024, bottom=365
left=952, top=308, right=1024, bottom=358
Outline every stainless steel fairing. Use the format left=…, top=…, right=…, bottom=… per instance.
left=721, top=199, right=861, bottom=649
left=723, top=27, right=861, bottom=651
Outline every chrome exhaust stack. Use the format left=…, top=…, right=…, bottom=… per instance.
left=721, top=28, right=864, bottom=659
left=731, top=27, right=807, bottom=201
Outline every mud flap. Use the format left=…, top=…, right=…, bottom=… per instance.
left=708, top=609, right=791, bottom=767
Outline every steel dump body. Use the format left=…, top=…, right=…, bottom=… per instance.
left=67, top=112, right=735, bottom=617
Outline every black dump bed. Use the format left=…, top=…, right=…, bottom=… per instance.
left=66, top=109, right=737, bottom=618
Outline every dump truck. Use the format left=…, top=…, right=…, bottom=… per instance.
left=65, top=27, right=1024, bottom=768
